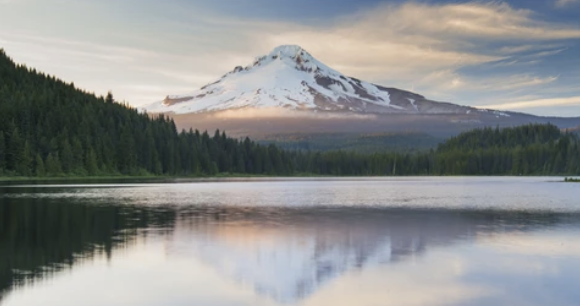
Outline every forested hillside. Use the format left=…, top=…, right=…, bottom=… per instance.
left=0, top=49, right=578, bottom=178
left=259, top=132, right=442, bottom=153
left=432, top=124, right=579, bottom=175
left=0, top=49, right=295, bottom=177
left=289, top=124, right=579, bottom=176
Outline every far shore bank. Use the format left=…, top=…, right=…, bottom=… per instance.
left=0, top=175, right=578, bottom=185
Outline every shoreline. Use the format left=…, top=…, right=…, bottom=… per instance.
left=0, top=175, right=576, bottom=185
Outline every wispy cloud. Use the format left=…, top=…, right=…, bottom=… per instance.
left=480, top=96, right=580, bottom=110
left=499, top=45, right=536, bottom=54
left=528, top=48, right=568, bottom=58
left=342, top=2, right=580, bottom=41
left=473, top=74, right=559, bottom=91
left=0, top=31, right=234, bottom=103
left=555, top=0, right=579, bottom=8
left=249, top=2, right=580, bottom=98
left=409, top=72, right=559, bottom=104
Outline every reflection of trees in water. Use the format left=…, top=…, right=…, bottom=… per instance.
left=0, top=199, right=578, bottom=303
left=0, top=197, right=176, bottom=300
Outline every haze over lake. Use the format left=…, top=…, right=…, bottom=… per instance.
left=1, top=177, right=580, bottom=306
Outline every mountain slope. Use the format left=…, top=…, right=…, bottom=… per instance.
left=144, top=45, right=580, bottom=140
left=145, top=45, right=481, bottom=115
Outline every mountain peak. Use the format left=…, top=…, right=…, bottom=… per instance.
left=250, top=44, right=320, bottom=73
left=268, top=45, right=309, bottom=58
left=145, top=45, right=472, bottom=116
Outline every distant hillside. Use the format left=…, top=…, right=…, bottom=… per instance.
left=285, top=124, right=580, bottom=176
left=431, top=124, right=580, bottom=175
left=438, top=124, right=562, bottom=152
left=259, top=132, right=443, bottom=153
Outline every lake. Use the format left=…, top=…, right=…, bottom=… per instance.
left=1, top=177, right=580, bottom=306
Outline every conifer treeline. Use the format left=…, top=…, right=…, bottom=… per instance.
left=0, top=50, right=295, bottom=177
left=297, top=124, right=579, bottom=176
left=431, top=124, right=580, bottom=175
left=1, top=49, right=579, bottom=177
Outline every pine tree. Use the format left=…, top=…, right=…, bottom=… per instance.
left=0, top=132, right=5, bottom=171
left=72, top=137, right=84, bottom=172
left=7, top=127, right=22, bottom=171
left=105, top=91, right=114, bottom=104
left=209, top=162, right=219, bottom=176
left=45, top=153, right=62, bottom=176
left=117, top=126, right=137, bottom=174
left=60, top=139, right=74, bottom=174
left=16, top=140, right=33, bottom=176
left=35, top=153, right=46, bottom=177
left=85, top=148, right=99, bottom=176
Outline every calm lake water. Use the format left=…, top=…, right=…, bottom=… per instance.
left=1, top=177, right=580, bottom=306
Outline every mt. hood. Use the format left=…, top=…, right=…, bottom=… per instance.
left=145, top=45, right=476, bottom=115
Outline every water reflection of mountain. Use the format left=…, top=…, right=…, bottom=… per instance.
left=170, top=207, right=577, bottom=304
left=1, top=197, right=578, bottom=304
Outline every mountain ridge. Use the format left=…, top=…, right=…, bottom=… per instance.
left=145, top=45, right=501, bottom=116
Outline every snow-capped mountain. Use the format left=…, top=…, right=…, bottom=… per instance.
left=145, top=45, right=473, bottom=115
left=144, top=45, right=580, bottom=138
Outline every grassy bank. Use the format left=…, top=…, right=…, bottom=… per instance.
left=565, top=177, right=580, bottom=183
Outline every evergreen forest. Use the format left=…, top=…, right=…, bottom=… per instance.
left=1, top=49, right=579, bottom=178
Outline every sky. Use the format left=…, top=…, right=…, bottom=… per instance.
left=0, top=0, right=579, bottom=116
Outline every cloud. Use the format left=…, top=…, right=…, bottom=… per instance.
left=268, top=33, right=502, bottom=81
left=448, top=74, right=558, bottom=93
left=404, top=72, right=560, bottom=104
left=555, top=0, right=579, bottom=8
left=114, top=1, right=580, bottom=98
left=343, top=2, right=580, bottom=41
left=499, top=45, right=536, bottom=54
left=0, top=31, right=248, bottom=104
left=479, top=75, right=559, bottom=91
left=478, top=96, right=580, bottom=110
left=2, top=1, right=580, bottom=112
left=488, top=46, right=566, bottom=67
left=251, top=1, right=580, bottom=103
left=528, top=48, right=568, bottom=58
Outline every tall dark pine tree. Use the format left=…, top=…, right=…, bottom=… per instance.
left=35, top=153, right=46, bottom=177
left=0, top=132, right=5, bottom=172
